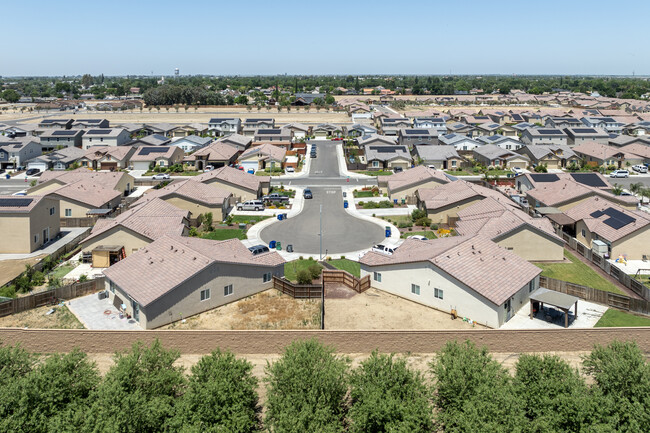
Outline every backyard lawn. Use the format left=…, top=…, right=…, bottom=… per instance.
left=534, top=250, right=624, bottom=295
left=400, top=230, right=437, bottom=239
left=444, top=170, right=474, bottom=176
left=327, top=259, right=360, bottom=277
left=353, top=190, right=377, bottom=198
left=228, top=215, right=270, bottom=224
left=284, top=259, right=323, bottom=282
left=49, top=264, right=75, bottom=280
left=200, top=229, right=247, bottom=241
left=380, top=215, right=412, bottom=225
left=595, top=309, right=650, bottom=327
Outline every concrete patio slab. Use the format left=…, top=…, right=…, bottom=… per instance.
left=67, top=293, right=141, bottom=330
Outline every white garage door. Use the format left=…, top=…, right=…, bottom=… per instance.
left=239, top=161, right=258, bottom=172
left=27, top=161, right=48, bottom=172
left=132, top=161, right=151, bottom=171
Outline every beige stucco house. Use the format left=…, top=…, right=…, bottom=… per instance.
left=381, top=165, right=450, bottom=202
left=0, top=195, right=60, bottom=254
left=192, top=166, right=270, bottom=201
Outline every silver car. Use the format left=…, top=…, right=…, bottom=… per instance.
left=236, top=200, right=264, bottom=211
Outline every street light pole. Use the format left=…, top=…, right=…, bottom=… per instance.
left=319, top=204, right=322, bottom=260
left=319, top=204, right=324, bottom=330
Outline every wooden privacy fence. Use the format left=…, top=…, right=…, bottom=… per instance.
left=541, top=276, right=650, bottom=316
left=0, top=278, right=105, bottom=318
left=272, top=276, right=322, bottom=299
left=322, top=269, right=370, bottom=293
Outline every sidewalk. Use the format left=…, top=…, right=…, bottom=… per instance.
left=336, top=144, right=374, bottom=180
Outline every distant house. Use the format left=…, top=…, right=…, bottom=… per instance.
left=544, top=117, right=582, bottom=129
left=520, top=128, right=568, bottom=146
left=293, top=93, right=325, bottom=105
left=172, top=135, right=212, bottom=153
left=446, top=122, right=476, bottom=136
left=126, top=134, right=172, bottom=147
left=573, top=142, right=643, bottom=168
left=81, top=128, right=131, bottom=149
left=26, top=146, right=85, bottom=172
left=356, top=134, right=397, bottom=147
left=192, top=166, right=270, bottom=200
left=102, top=235, right=285, bottom=328
left=476, top=135, right=522, bottom=151
left=238, top=143, right=287, bottom=172
left=518, top=144, right=579, bottom=169
left=313, top=123, right=341, bottom=138
left=169, top=123, right=208, bottom=138
left=0, top=139, right=41, bottom=170
left=78, top=146, right=136, bottom=171
left=216, top=133, right=252, bottom=152
left=243, top=118, right=275, bottom=136
left=623, top=121, right=650, bottom=137
left=581, top=117, right=624, bottom=134
left=380, top=117, right=412, bottom=135
left=412, top=117, right=447, bottom=134
left=359, top=235, right=541, bottom=329
left=253, top=128, right=293, bottom=146
left=345, top=124, right=377, bottom=138
left=190, top=141, right=240, bottom=170
left=438, top=133, right=481, bottom=151
left=413, top=145, right=466, bottom=170
left=364, top=145, right=412, bottom=171
left=281, top=122, right=310, bottom=139
left=397, top=129, right=439, bottom=147
left=474, top=122, right=504, bottom=137
left=39, top=129, right=84, bottom=151
left=0, top=195, right=60, bottom=254
left=72, top=119, right=109, bottom=129
left=129, top=146, right=185, bottom=170
left=208, top=118, right=241, bottom=137
left=563, top=127, right=610, bottom=146
left=142, top=123, right=176, bottom=137
left=381, top=165, right=450, bottom=201
left=38, top=119, right=73, bottom=129
left=473, top=145, right=529, bottom=169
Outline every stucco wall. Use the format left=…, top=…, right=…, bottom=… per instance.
left=425, top=196, right=483, bottom=224
left=80, top=227, right=152, bottom=256
left=610, top=226, right=650, bottom=260
left=164, top=196, right=225, bottom=221
left=0, top=198, right=60, bottom=253
left=205, top=179, right=259, bottom=201
left=57, top=196, right=120, bottom=218
left=495, top=227, right=565, bottom=261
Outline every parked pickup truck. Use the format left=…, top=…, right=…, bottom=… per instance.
left=262, top=193, right=290, bottom=202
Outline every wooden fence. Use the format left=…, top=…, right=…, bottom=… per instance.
left=0, top=277, right=105, bottom=318
left=272, top=276, right=322, bottom=299
left=60, top=217, right=97, bottom=228
left=322, top=269, right=371, bottom=293
left=541, top=276, right=650, bottom=316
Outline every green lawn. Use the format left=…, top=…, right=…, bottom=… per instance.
left=353, top=190, right=376, bottom=198
left=200, top=229, right=247, bottom=240
left=444, top=170, right=474, bottom=176
left=534, top=250, right=624, bottom=295
left=228, top=215, right=270, bottom=224
left=484, top=170, right=514, bottom=177
left=269, top=187, right=296, bottom=197
left=630, top=274, right=650, bottom=285
left=284, top=259, right=323, bottom=282
left=49, top=264, right=75, bottom=280
left=327, top=259, right=360, bottom=277
left=354, top=170, right=394, bottom=176
left=595, top=309, right=650, bottom=327
left=380, top=215, right=412, bottom=225
left=400, top=230, right=437, bottom=239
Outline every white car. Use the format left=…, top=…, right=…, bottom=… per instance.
left=371, top=244, right=396, bottom=255
left=632, top=165, right=648, bottom=173
left=407, top=235, right=428, bottom=241
left=236, top=200, right=264, bottom=211
left=152, top=173, right=170, bottom=180
left=285, top=166, right=295, bottom=173
left=609, top=170, right=629, bottom=178
left=511, top=167, right=523, bottom=175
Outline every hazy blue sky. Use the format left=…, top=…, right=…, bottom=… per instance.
left=3, top=0, right=648, bottom=76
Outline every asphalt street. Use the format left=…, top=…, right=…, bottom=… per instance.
left=260, top=140, right=385, bottom=254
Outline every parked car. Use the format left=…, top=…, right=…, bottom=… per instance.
left=204, top=165, right=214, bottom=172
left=511, top=167, right=523, bottom=175
left=393, top=167, right=403, bottom=173
left=372, top=244, right=396, bottom=255
left=310, top=152, right=317, bottom=158
left=248, top=245, right=270, bottom=255
left=609, top=170, right=629, bottom=178
left=263, top=193, right=289, bottom=202
left=152, top=173, right=170, bottom=180
left=236, top=200, right=264, bottom=211
left=632, top=164, right=648, bottom=173
left=407, top=235, right=428, bottom=241
left=285, top=166, right=295, bottom=173
left=25, top=168, right=40, bottom=176
left=303, top=188, right=313, bottom=199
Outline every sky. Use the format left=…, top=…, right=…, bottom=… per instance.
left=2, top=0, right=649, bottom=77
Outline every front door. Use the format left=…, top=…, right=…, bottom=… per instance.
left=505, top=298, right=513, bottom=322
left=131, top=299, right=140, bottom=321
left=43, top=228, right=49, bottom=243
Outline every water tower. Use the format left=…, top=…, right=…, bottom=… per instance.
left=174, top=68, right=179, bottom=79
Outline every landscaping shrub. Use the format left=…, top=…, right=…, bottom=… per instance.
left=414, top=217, right=432, bottom=227
left=296, top=269, right=312, bottom=284
left=308, top=264, right=322, bottom=280
left=31, top=271, right=45, bottom=286
left=607, top=165, right=617, bottom=171
left=431, top=224, right=439, bottom=230
left=411, top=208, right=427, bottom=221
left=188, top=227, right=198, bottom=237
left=203, top=212, right=213, bottom=231
left=0, top=285, right=16, bottom=299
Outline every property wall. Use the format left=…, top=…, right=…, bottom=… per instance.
left=611, top=225, right=650, bottom=260
left=360, top=261, right=503, bottom=328
left=80, top=228, right=152, bottom=256
left=425, top=196, right=483, bottom=224
left=495, top=227, right=565, bottom=261
left=163, top=196, right=225, bottom=221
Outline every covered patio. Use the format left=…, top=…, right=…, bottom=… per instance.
left=529, top=287, right=579, bottom=328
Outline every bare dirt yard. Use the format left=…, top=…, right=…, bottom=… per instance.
left=0, top=303, right=84, bottom=329
left=0, top=255, right=46, bottom=287
left=160, top=289, right=321, bottom=330
left=325, top=288, right=486, bottom=330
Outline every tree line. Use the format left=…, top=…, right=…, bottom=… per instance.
left=1, top=338, right=648, bottom=432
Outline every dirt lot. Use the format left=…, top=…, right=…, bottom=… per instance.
left=0, top=255, right=46, bottom=287
left=160, top=289, right=321, bottom=330
left=325, top=288, right=486, bottom=330
left=0, top=303, right=84, bottom=329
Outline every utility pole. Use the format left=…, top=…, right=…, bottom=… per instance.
left=319, top=204, right=322, bottom=260
left=319, top=204, right=324, bottom=330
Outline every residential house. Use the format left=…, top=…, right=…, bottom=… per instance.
left=359, top=235, right=541, bottom=328
left=381, top=165, right=450, bottom=201
left=172, top=135, right=212, bottom=153
left=243, top=118, right=275, bottom=136
left=608, top=135, right=650, bottom=148
left=216, top=133, right=252, bottom=152
left=619, top=143, right=650, bottom=165
left=623, top=121, right=650, bottom=136
left=39, top=129, right=84, bottom=150
left=80, top=198, right=190, bottom=266
left=190, top=141, right=240, bottom=171
left=544, top=117, right=583, bottom=129
left=77, top=146, right=136, bottom=171
left=345, top=124, right=377, bottom=138
left=518, top=144, right=579, bottom=169
left=0, top=195, right=60, bottom=254
left=364, top=145, right=412, bottom=171
left=72, top=119, right=110, bottom=129
left=293, top=93, right=325, bottom=105
left=356, top=134, right=398, bottom=147
left=102, top=235, right=284, bottom=328
left=26, top=146, right=85, bottom=172
left=81, top=128, right=131, bottom=149
left=170, top=123, right=209, bottom=137
left=313, top=123, right=341, bottom=138
left=32, top=168, right=135, bottom=197
left=563, top=127, right=610, bottom=146
left=397, top=129, right=439, bottom=148
left=142, top=123, right=176, bottom=137
left=38, top=119, right=73, bottom=129
left=380, top=117, right=412, bottom=135
left=473, top=145, right=530, bottom=169
left=208, top=118, right=241, bottom=137
left=126, top=134, right=172, bottom=147
left=0, top=139, right=41, bottom=170
left=520, top=128, right=568, bottom=146
left=573, top=142, right=643, bottom=168
left=581, top=117, right=625, bottom=134
left=281, top=122, right=310, bottom=139
left=238, top=143, right=287, bottom=172
left=474, top=122, right=504, bottom=137
left=476, top=135, right=522, bottom=151
left=44, top=181, right=123, bottom=218
left=129, top=146, right=185, bottom=170
left=253, top=128, right=293, bottom=148
left=412, top=117, right=447, bottom=135
left=438, top=133, right=482, bottom=151
left=412, top=145, right=466, bottom=170
left=512, top=122, right=536, bottom=134
left=192, top=166, right=270, bottom=200
left=446, top=122, right=476, bottom=136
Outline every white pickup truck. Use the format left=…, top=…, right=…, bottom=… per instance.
left=371, top=244, right=396, bottom=255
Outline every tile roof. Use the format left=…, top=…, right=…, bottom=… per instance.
left=417, top=180, right=516, bottom=210
left=130, top=146, right=182, bottom=161
left=217, top=133, right=252, bottom=148
left=473, top=144, right=529, bottom=161
left=192, top=165, right=268, bottom=192
left=192, top=141, right=239, bottom=161
left=81, top=145, right=133, bottom=162
left=136, top=180, right=232, bottom=207
left=525, top=176, right=637, bottom=207
left=386, top=165, right=450, bottom=191
left=356, top=134, right=398, bottom=146
left=521, top=144, right=576, bottom=161
left=103, top=235, right=284, bottom=307
left=619, top=143, right=650, bottom=160
left=0, top=195, right=48, bottom=213
left=37, top=168, right=132, bottom=192
left=360, top=235, right=541, bottom=305
left=83, top=198, right=189, bottom=244
left=364, top=145, right=411, bottom=162
left=49, top=181, right=122, bottom=208
left=240, top=143, right=287, bottom=162
left=564, top=197, right=650, bottom=242
left=573, top=142, right=640, bottom=160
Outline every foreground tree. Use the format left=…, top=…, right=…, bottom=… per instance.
left=348, top=351, right=433, bottom=433
left=171, top=349, right=259, bottom=433
left=264, top=339, right=348, bottom=433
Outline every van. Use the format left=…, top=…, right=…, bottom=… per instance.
left=248, top=245, right=270, bottom=255
left=236, top=200, right=264, bottom=211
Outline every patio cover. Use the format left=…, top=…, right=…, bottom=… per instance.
left=529, top=287, right=579, bottom=328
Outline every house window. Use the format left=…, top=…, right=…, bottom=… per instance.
left=263, top=272, right=272, bottom=283
left=65, top=209, right=72, bottom=217
left=434, top=288, right=444, bottom=299
left=411, top=284, right=420, bottom=295
left=529, top=280, right=535, bottom=293
left=200, top=288, right=210, bottom=301
left=49, top=207, right=55, bottom=216
left=224, top=284, right=233, bottom=296
left=109, top=280, right=116, bottom=293
left=581, top=229, right=586, bottom=238
left=451, top=160, right=457, bottom=167
left=159, top=161, right=166, bottom=167
left=373, top=272, right=382, bottom=282
left=373, top=161, right=379, bottom=167
left=34, top=234, right=39, bottom=243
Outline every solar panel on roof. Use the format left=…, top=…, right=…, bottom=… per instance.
left=530, top=173, right=560, bottom=182
left=590, top=207, right=636, bottom=230
left=572, top=128, right=598, bottom=134
left=538, top=129, right=563, bottom=135
left=0, top=198, right=33, bottom=207
left=258, top=129, right=281, bottom=134
left=86, top=129, right=110, bottom=135
left=51, top=130, right=76, bottom=136
left=138, top=147, right=169, bottom=156
left=570, top=173, right=607, bottom=188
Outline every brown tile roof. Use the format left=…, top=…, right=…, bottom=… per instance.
left=525, top=177, right=637, bottom=208
left=48, top=181, right=122, bottom=208
left=192, top=166, right=268, bottom=193
left=240, top=143, right=286, bottom=162
left=103, top=235, right=284, bottom=307
left=417, top=180, right=516, bottom=211
left=81, top=145, right=134, bottom=162
left=136, top=180, right=231, bottom=207
left=619, top=143, right=650, bottom=159
left=385, top=166, right=449, bottom=192
left=37, top=168, right=132, bottom=192
left=564, top=197, right=650, bottom=242
left=573, top=142, right=640, bottom=161
left=360, top=235, right=541, bottom=305
left=192, top=141, right=239, bottom=161
left=130, top=146, right=183, bottom=161
left=0, top=195, right=48, bottom=213
left=83, top=198, right=189, bottom=244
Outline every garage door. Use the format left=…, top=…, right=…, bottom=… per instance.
left=132, top=161, right=150, bottom=171
left=545, top=160, right=560, bottom=170
left=509, top=161, right=527, bottom=169
left=239, top=161, right=258, bottom=171
left=27, top=162, right=48, bottom=172
left=101, top=162, right=118, bottom=171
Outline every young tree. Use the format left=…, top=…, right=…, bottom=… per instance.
left=348, top=352, right=433, bottom=433
left=265, top=339, right=349, bottom=433
left=171, top=350, right=259, bottom=432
